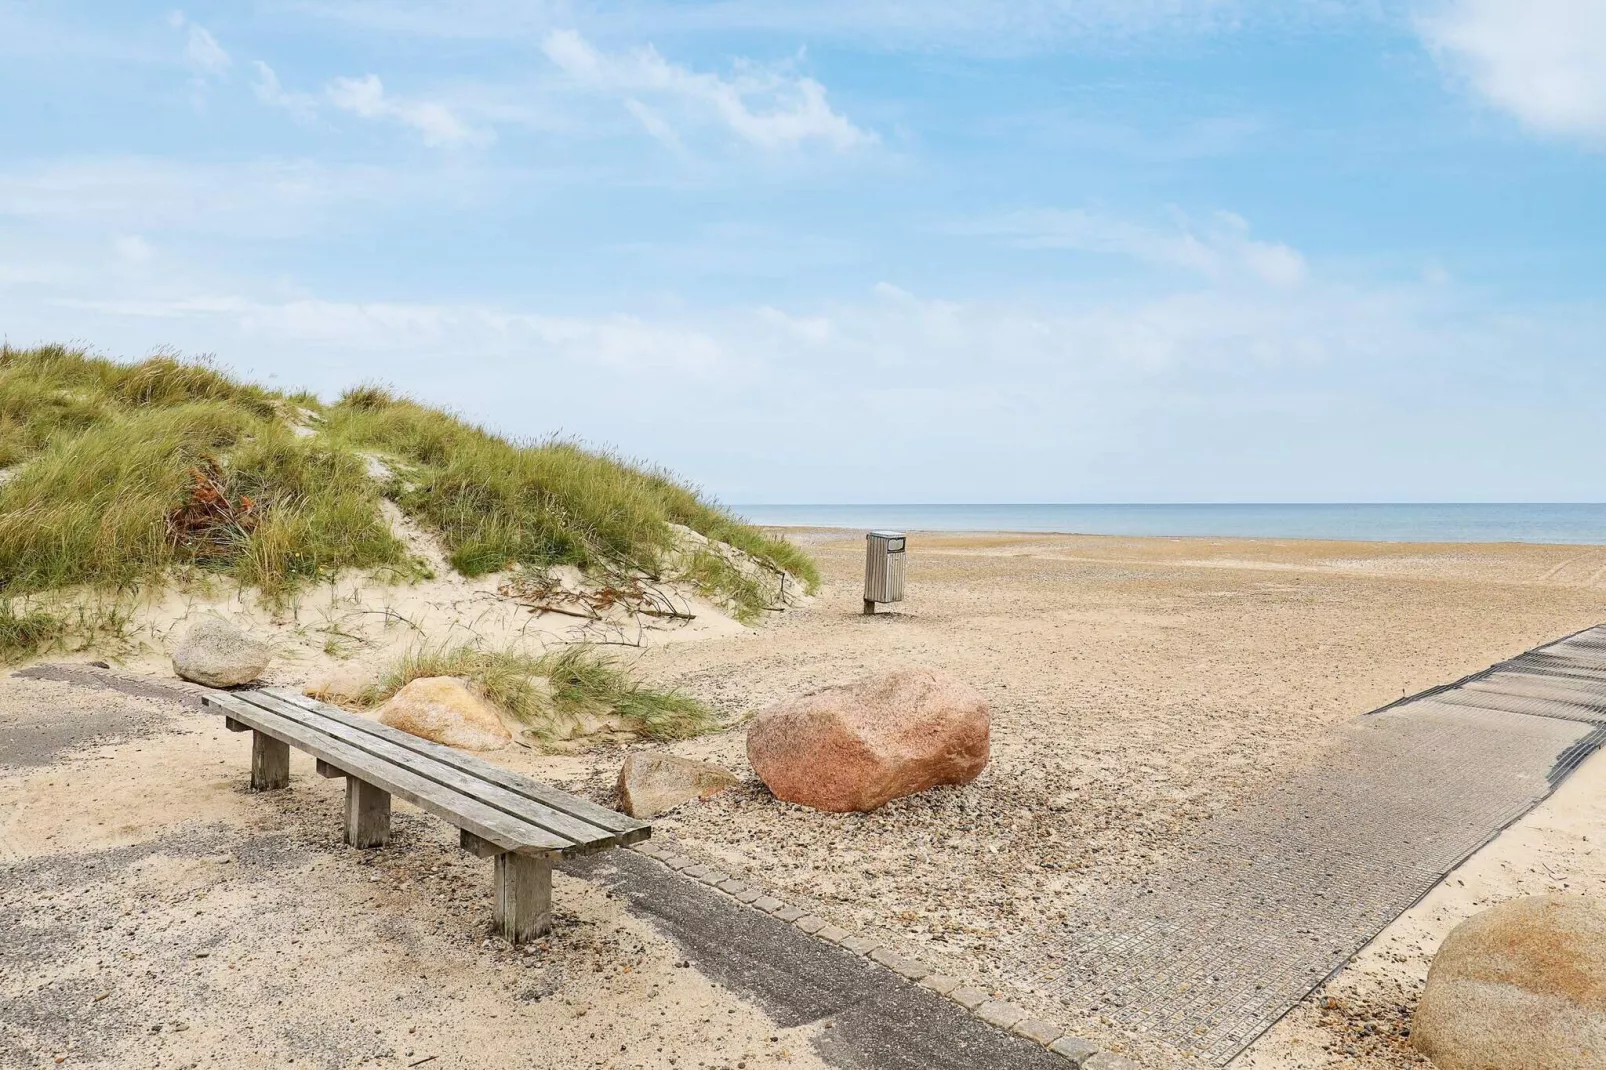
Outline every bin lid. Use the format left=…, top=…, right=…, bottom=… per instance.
left=868, top=530, right=906, bottom=539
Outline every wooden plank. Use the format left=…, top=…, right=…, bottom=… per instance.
left=238, top=691, right=623, bottom=852
left=460, top=829, right=502, bottom=858
left=345, top=778, right=391, bottom=848
left=204, top=692, right=569, bottom=857
left=251, top=731, right=290, bottom=791
left=259, top=688, right=649, bottom=842
left=316, top=759, right=347, bottom=779
left=224, top=717, right=250, bottom=733
left=495, top=853, right=553, bottom=942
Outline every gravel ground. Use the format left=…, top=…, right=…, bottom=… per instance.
left=0, top=677, right=832, bottom=1070
left=514, top=531, right=1606, bottom=1066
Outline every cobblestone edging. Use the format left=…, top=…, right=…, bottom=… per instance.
left=626, top=839, right=1136, bottom=1070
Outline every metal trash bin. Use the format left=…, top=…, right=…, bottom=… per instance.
left=863, top=531, right=907, bottom=614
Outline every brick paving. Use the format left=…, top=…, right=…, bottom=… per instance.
left=1046, top=625, right=1606, bottom=1065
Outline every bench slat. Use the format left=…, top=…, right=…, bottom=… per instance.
left=236, top=690, right=624, bottom=852
left=203, top=692, right=570, bottom=857
left=259, top=687, right=648, bottom=842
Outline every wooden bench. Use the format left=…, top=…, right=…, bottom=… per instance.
left=200, top=686, right=649, bottom=942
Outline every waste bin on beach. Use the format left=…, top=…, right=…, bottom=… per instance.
left=863, top=531, right=907, bottom=615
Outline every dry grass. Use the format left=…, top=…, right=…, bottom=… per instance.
left=360, top=641, right=716, bottom=743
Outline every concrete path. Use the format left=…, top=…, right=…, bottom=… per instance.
left=1045, top=625, right=1606, bottom=1065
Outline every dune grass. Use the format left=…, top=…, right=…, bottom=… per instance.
left=361, top=642, right=716, bottom=743
left=0, top=599, right=129, bottom=665
left=0, top=401, right=407, bottom=599
left=0, top=344, right=816, bottom=616
left=320, top=386, right=820, bottom=597
left=0, top=344, right=278, bottom=468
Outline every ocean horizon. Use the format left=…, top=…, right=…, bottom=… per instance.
left=731, top=503, right=1606, bottom=546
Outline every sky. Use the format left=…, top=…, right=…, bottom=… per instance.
left=1, top=0, right=1603, bottom=504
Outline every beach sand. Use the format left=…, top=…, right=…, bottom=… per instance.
left=10, top=530, right=1606, bottom=1068
left=529, top=530, right=1606, bottom=1066
left=0, top=676, right=830, bottom=1070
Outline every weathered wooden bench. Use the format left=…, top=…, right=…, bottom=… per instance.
left=200, top=686, right=649, bottom=942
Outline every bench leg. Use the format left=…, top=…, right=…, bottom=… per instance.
left=345, top=778, right=391, bottom=848
left=494, top=853, right=552, bottom=943
left=250, top=730, right=290, bottom=791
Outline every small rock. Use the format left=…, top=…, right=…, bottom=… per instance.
left=376, top=677, right=511, bottom=751
left=746, top=668, right=989, bottom=812
left=615, top=753, right=739, bottom=818
left=171, top=617, right=271, bottom=688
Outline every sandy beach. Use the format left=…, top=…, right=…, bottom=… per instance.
left=8, top=529, right=1606, bottom=1069
left=552, top=530, right=1606, bottom=1065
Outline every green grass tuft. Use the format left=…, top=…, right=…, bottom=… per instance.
left=361, top=642, right=716, bottom=743
left=0, top=403, right=407, bottom=598
left=322, top=392, right=820, bottom=597
left=0, top=599, right=129, bottom=665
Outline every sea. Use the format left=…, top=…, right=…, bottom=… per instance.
left=730, top=503, right=1606, bottom=546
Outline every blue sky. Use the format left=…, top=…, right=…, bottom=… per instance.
left=2, top=1, right=1603, bottom=504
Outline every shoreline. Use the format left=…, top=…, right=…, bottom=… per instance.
left=762, top=523, right=1606, bottom=550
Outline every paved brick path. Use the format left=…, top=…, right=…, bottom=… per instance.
left=1046, top=626, right=1606, bottom=1065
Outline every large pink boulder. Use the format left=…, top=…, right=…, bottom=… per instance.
left=746, top=669, right=989, bottom=812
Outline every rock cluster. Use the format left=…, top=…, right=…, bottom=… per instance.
left=171, top=617, right=271, bottom=687
left=746, top=668, right=989, bottom=813
left=1414, top=894, right=1606, bottom=1069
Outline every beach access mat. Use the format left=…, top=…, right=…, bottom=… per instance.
left=1045, top=625, right=1606, bottom=1065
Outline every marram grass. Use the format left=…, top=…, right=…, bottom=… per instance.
left=359, top=642, right=716, bottom=743
left=0, top=344, right=816, bottom=618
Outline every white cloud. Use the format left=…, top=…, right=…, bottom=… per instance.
left=5, top=238, right=1602, bottom=502
left=541, top=29, right=873, bottom=151
left=113, top=235, right=154, bottom=262
left=252, top=61, right=319, bottom=121
left=292, top=1, right=1351, bottom=54
left=40, top=293, right=733, bottom=377
left=169, top=12, right=230, bottom=77
left=0, top=157, right=414, bottom=239
left=975, top=208, right=1308, bottom=288
left=623, top=98, right=684, bottom=150
left=1420, top=0, right=1606, bottom=144
left=326, top=73, right=491, bottom=147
